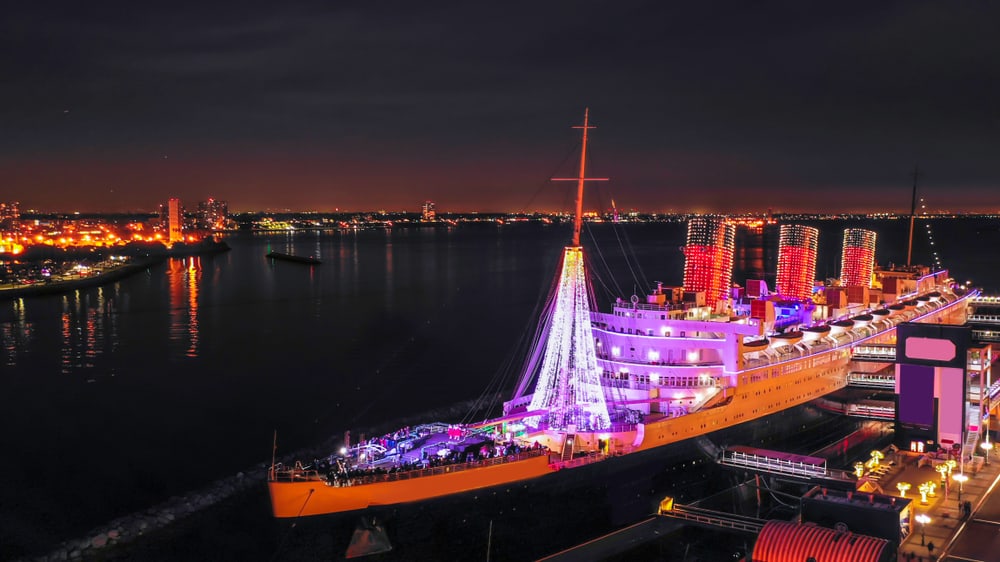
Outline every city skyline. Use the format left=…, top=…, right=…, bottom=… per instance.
left=4, top=2, right=999, bottom=214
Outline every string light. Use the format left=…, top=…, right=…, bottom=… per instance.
left=683, top=218, right=736, bottom=304
left=776, top=225, right=819, bottom=301
left=526, top=247, right=610, bottom=431
left=840, top=228, right=876, bottom=287
left=921, top=198, right=943, bottom=271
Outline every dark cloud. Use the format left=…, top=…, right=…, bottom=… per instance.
left=1, top=1, right=998, bottom=212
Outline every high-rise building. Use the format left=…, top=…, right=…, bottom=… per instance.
left=197, top=198, right=229, bottom=230
left=682, top=218, right=736, bottom=305
left=0, top=201, right=19, bottom=231
left=776, top=224, right=819, bottom=301
left=422, top=201, right=436, bottom=221
left=168, top=198, right=183, bottom=243
left=840, top=228, right=877, bottom=288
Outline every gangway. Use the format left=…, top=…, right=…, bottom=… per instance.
left=719, top=446, right=856, bottom=484
left=851, top=344, right=896, bottom=362
left=846, top=372, right=896, bottom=389
left=657, top=498, right=765, bottom=534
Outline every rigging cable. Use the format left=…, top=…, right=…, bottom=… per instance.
left=516, top=141, right=581, bottom=215
left=270, top=488, right=315, bottom=562
left=918, top=196, right=944, bottom=271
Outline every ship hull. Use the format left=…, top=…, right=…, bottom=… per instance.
left=268, top=453, right=552, bottom=518
left=269, top=285, right=971, bottom=520
left=272, top=405, right=868, bottom=561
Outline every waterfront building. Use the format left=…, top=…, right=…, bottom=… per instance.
left=196, top=198, right=229, bottom=230
left=167, top=198, right=183, bottom=243
left=422, top=201, right=436, bottom=221
left=0, top=201, right=19, bottom=228
left=776, top=224, right=819, bottom=301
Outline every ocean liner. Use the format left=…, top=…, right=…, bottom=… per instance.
left=268, top=111, right=976, bottom=518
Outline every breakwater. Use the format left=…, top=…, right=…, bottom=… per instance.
left=0, top=259, right=162, bottom=301
left=21, top=466, right=267, bottom=562
left=20, top=396, right=501, bottom=561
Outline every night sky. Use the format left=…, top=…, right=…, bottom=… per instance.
left=3, top=2, right=999, bottom=214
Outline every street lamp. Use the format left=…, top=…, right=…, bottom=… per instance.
left=915, top=513, right=931, bottom=546
left=982, top=440, right=994, bottom=466
left=954, top=473, right=968, bottom=503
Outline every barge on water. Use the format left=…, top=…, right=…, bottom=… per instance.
left=266, top=251, right=321, bottom=265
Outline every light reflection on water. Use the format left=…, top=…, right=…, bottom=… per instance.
left=0, top=219, right=993, bottom=559
left=2, top=298, right=30, bottom=366
left=57, top=288, right=112, bottom=374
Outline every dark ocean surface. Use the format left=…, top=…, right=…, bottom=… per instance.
left=1, top=217, right=996, bottom=560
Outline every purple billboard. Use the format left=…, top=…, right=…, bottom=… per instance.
left=897, top=363, right=935, bottom=428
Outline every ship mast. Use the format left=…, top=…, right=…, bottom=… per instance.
left=524, top=109, right=612, bottom=433
left=553, top=108, right=607, bottom=246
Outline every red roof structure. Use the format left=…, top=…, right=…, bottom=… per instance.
left=752, top=520, right=892, bottom=562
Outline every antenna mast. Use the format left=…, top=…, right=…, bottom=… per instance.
left=552, top=108, right=607, bottom=247
left=906, top=166, right=919, bottom=267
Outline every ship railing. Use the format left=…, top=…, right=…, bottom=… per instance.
left=549, top=451, right=607, bottom=471
left=323, top=448, right=550, bottom=487
left=722, top=450, right=827, bottom=479
left=269, top=466, right=323, bottom=483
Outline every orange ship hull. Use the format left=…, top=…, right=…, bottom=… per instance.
left=268, top=452, right=553, bottom=518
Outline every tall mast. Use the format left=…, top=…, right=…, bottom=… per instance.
left=553, top=108, right=607, bottom=247
left=572, top=109, right=593, bottom=247
left=906, top=166, right=919, bottom=267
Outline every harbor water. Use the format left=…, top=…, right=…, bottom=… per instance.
left=1, top=218, right=996, bottom=560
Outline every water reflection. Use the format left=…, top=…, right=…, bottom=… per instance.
left=58, top=288, right=111, bottom=374
left=1, top=298, right=31, bottom=366
left=168, top=257, right=201, bottom=359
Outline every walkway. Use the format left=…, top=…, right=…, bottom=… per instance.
left=872, top=450, right=1000, bottom=562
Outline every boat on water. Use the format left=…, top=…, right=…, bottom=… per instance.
left=266, top=251, right=321, bottom=265
left=268, top=111, right=978, bottom=519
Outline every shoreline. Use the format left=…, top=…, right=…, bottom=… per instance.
left=0, top=258, right=164, bottom=300
left=0, top=241, right=230, bottom=301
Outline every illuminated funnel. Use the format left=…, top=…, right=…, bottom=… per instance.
left=526, top=247, right=610, bottom=431
left=840, top=228, right=877, bottom=288
left=683, top=218, right=736, bottom=304
left=776, top=224, right=819, bottom=301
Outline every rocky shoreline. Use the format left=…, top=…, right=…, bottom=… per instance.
left=20, top=465, right=269, bottom=562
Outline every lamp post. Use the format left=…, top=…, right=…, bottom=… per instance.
left=916, top=513, right=931, bottom=546
left=954, top=473, right=968, bottom=503
left=983, top=440, right=994, bottom=466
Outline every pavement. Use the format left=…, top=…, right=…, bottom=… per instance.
left=870, top=450, right=1000, bottom=562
